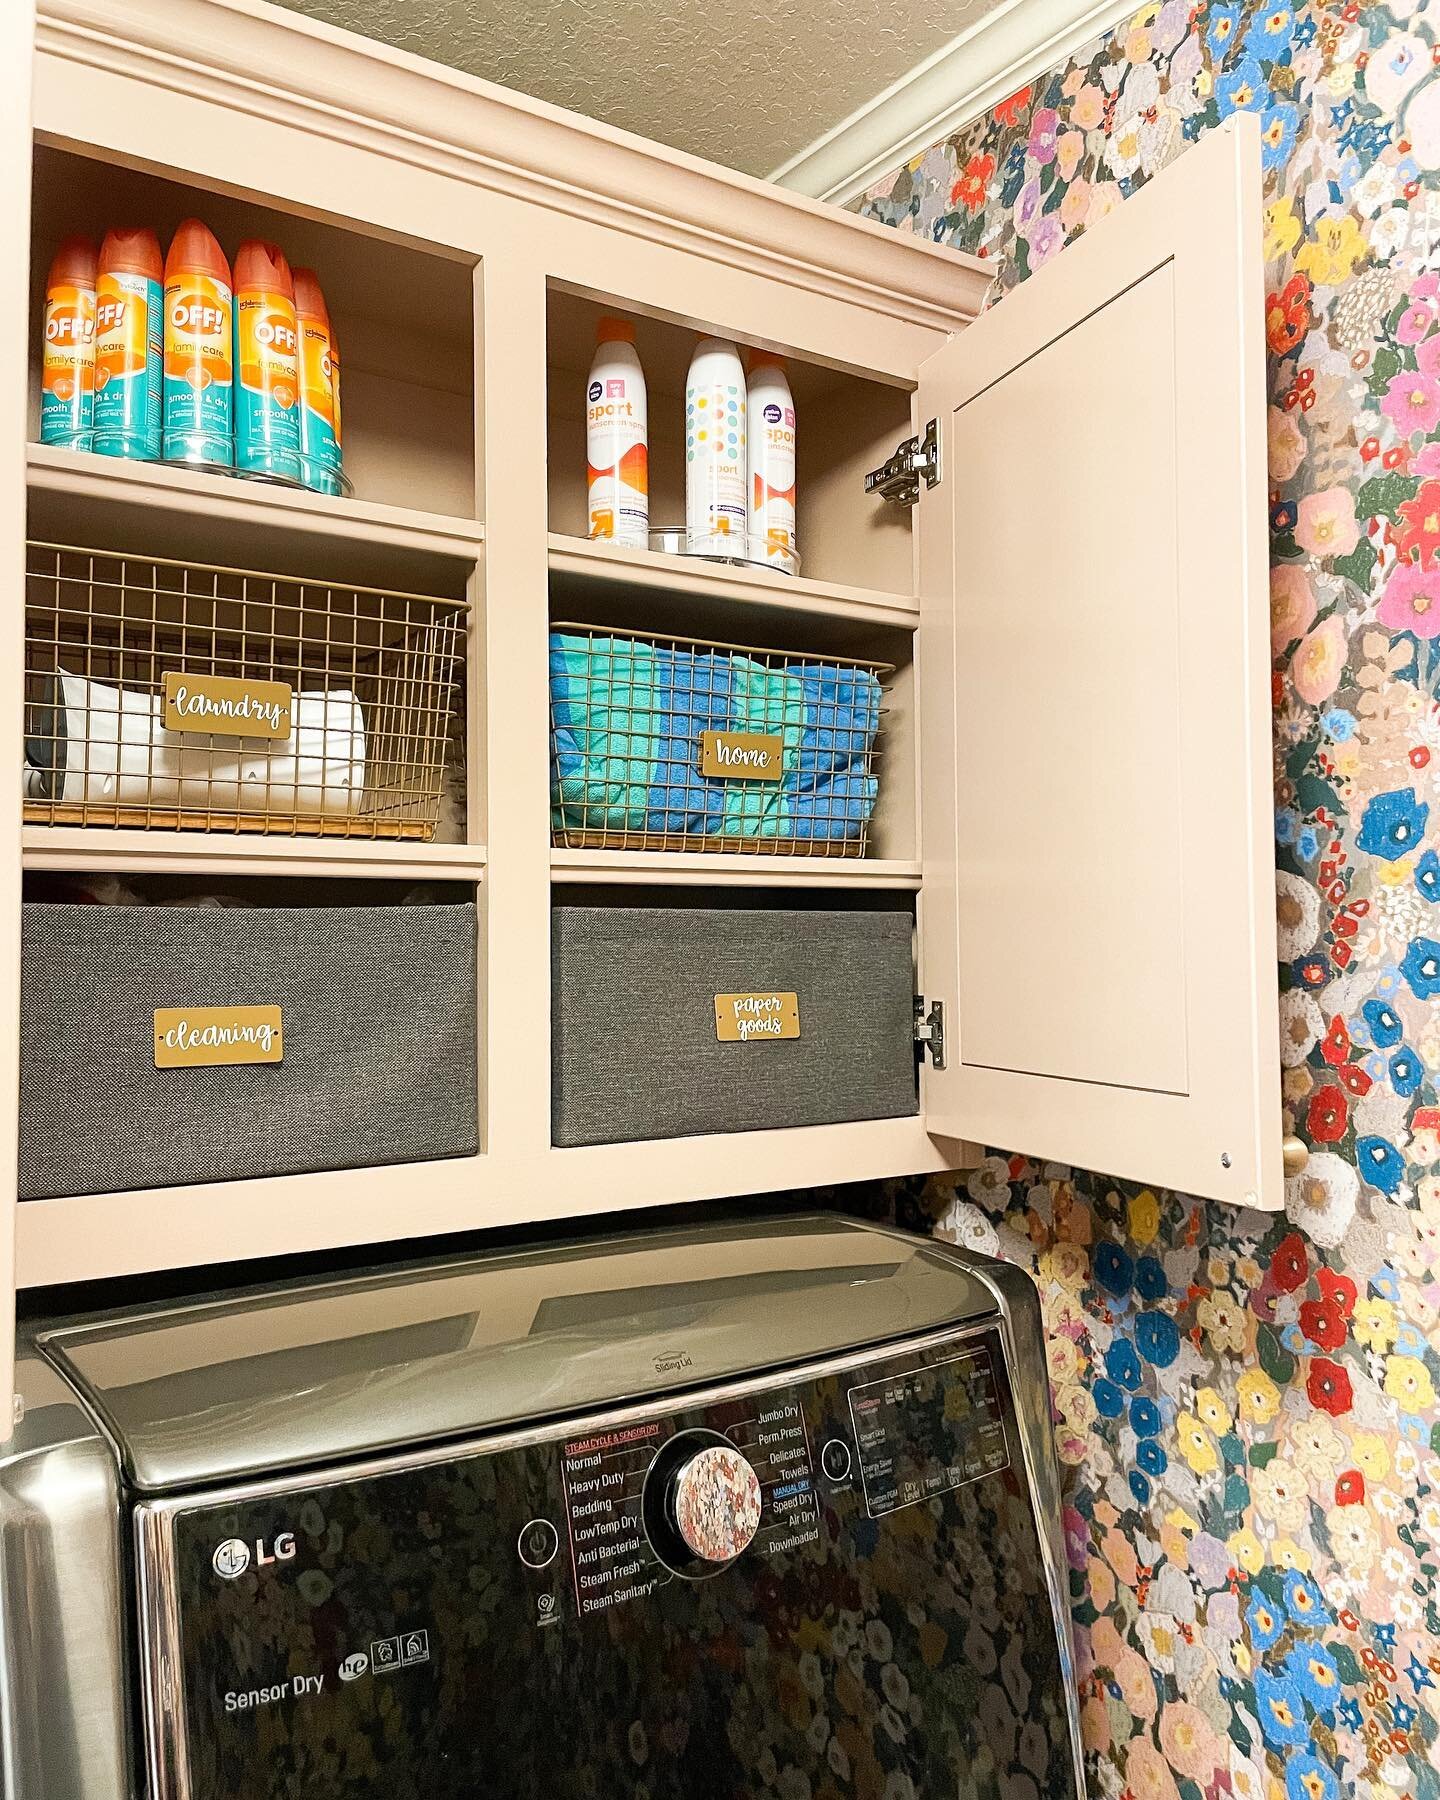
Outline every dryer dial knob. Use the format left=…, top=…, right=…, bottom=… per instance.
left=670, top=1444, right=763, bottom=1563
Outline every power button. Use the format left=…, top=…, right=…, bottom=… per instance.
left=517, top=1519, right=560, bottom=1569
left=821, top=1439, right=852, bottom=1483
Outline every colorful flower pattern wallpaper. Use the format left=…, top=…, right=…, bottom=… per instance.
left=856, top=3, right=1440, bottom=1797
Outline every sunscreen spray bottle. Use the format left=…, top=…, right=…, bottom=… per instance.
left=163, top=219, right=233, bottom=467
left=40, top=236, right=98, bottom=451
left=685, top=338, right=746, bottom=553
left=586, top=317, right=647, bottom=545
left=747, top=351, right=797, bottom=574
left=93, top=228, right=163, bottom=460
left=293, top=267, right=343, bottom=496
left=233, top=240, right=302, bottom=482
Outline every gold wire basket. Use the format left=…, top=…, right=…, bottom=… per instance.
left=24, top=543, right=468, bottom=840
left=550, top=621, right=890, bottom=857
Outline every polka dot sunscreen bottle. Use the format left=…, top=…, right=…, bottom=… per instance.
left=93, top=228, right=163, bottom=460
left=233, top=240, right=302, bottom=482
left=40, top=235, right=98, bottom=451
left=294, top=267, right=343, bottom=496
left=685, top=337, right=747, bottom=554
left=163, top=219, right=233, bottom=467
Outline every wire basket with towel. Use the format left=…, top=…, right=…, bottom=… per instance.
left=550, top=623, right=889, bottom=856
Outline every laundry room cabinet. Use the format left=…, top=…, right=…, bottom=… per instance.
left=0, top=0, right=1280, bottom=1412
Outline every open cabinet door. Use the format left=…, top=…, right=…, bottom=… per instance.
left=917, top=116, right=1281, bottom=1210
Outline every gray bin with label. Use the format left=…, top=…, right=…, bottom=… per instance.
left=19, top=901, right=478, bottom=1199
left=551, top=904, right=917, bottom=1146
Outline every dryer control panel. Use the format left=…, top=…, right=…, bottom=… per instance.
left=142, top=1330, right=1075, bottom=1800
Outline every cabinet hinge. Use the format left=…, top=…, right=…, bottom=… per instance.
left=913, top=996, right=946, bottom=1069
left=865, top=419, right=940, bottom=507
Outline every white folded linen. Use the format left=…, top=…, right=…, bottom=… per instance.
left=24, top=671, right=366, bottom=818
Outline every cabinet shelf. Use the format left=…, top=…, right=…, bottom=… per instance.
left=14, top=1117, right=950, bottom=1288
left=27, top=445, right=484, bottom=591
left=548, top=533, right=918, bottom=638
left=551, top=847, right=922, bottom=889
left=22, top=826, right=487, bottom=883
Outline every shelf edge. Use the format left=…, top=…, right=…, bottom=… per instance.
left=22, top=827, right=488, bottom=882
left=548, top=534, right=920, bottom=630
left=15, top=1118, right=950, bottom=1287
left=27, top=444, right=486, bottom=561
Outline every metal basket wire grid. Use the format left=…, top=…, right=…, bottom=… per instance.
left=23, top=543, right=469, bottom=839
left=550, top=621, right=891, bottom=857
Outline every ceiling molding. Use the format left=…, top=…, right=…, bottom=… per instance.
left=768, top=0, right=1135, bottom=207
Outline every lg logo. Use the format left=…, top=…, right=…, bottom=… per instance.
left=213, top=1533, right=297, bottom=1580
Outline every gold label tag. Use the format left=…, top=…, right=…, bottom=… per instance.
left=162, top=672, right=293, bottom=739
left=715, top=992, right=800, bottom=1042
left=154, top=1006, right=284, bottom=1068
left=700, top=731, right=784, bottom=781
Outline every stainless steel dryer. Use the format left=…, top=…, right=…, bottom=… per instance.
left=1, top=1213, right=1083, bottom=1800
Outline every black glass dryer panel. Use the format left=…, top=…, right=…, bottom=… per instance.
left=160, top=1331, right=1076, bottom=1800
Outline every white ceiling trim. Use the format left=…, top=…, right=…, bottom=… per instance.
left=768, top=0, right=1136, bottom=207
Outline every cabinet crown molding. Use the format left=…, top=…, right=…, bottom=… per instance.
left=36, top=0, right=991, bottom=332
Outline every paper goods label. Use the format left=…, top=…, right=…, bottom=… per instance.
left=42, top=286, right=96, bottom=398
left=162, top=671, right=293, bottom=739
left=155, top=1006, right=283, bottom=1068
left=715, top=993, right=800, bottom=1042
left=236, top=292, right=299, bottom=405
left=165, top=275, right=232, bottom=390
left=700, top=731, right=784, bottom=780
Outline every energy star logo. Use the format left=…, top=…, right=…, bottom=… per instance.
left=213, top=1538, right=251, bottom=1580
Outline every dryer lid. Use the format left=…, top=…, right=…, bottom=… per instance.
left=35, top=1214, right=1000, bottom=1493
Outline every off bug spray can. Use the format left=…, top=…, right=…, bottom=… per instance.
left=163, top=218, right=233, bottom=467
left=233, top=239, right=302, bottom=482
left=293, top=267, right=343, bottom=496
left=40, top=235, right=98, bottom=451
left=93, top=227, right=163, bottom=460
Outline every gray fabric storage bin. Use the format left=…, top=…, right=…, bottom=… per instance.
left=552, top=905, right=917, bottom=1146
left=19, top=902, right=478, bottom=1199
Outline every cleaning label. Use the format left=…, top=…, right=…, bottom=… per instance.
left=234, top=241, right=302, bottom=481
left=40, top=238, right=98, bottom=451
left=154, top=1005, right=283, bottom=1069
left=93, top=229, right=164, bottom=460
left=164, top=219, right=233, bottom=466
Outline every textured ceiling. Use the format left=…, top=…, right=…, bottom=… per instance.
left=275, top=0, right=1001, bottom=177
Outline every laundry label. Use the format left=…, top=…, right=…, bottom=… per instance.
left=155, top=1005, right=283, bottom=1068
left=163, top=672, right=294, bottom=739
left=715, top=992, right=799, bottom=1042
left=700, top=731, right=783, bottom=780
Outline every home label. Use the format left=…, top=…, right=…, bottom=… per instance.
left=714, top=992, right=800, bottom=1042
left=154, top=1005, right=284, bottom=1068
left=700, top=731, right=784, bottom=781
left=162, top=671, right=294, bottom=739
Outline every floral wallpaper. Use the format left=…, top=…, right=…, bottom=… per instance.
left=855, top=4, right=1440, bottom=1798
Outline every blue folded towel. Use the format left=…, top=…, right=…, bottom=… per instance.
left=782, top=662, right=881, bottom=842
